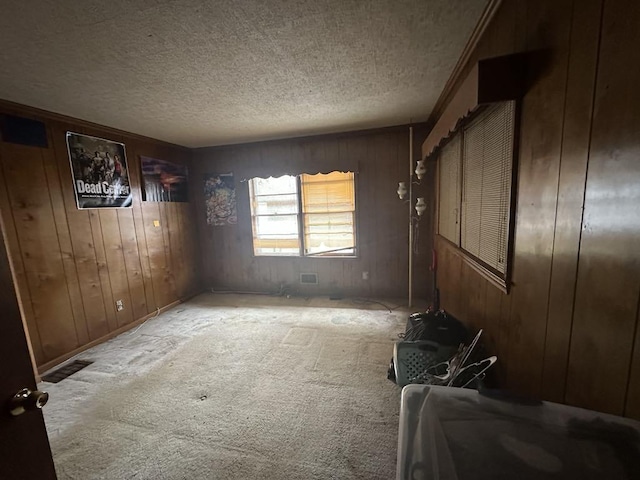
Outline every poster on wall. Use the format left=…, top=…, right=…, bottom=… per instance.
left=204, top=173, right=237, bottom=226
left=66, top=132, right=132, bottom=209
left=140, top=156, right=189, bottom=202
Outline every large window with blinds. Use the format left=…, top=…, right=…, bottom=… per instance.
left=248, top=171, right=356, bottom=257
left=437, top=101, right=516, bottom=286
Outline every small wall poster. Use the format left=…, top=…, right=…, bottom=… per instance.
left=204, top=173, right=237, bottom=226
left=140, top=156, right=189, bottom=202
left=66, top=132, right=132, bottom=209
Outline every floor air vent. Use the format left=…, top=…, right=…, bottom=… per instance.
left=300, top=273, right=318, bottom=285
left=42, top=360, right=93, bottom=383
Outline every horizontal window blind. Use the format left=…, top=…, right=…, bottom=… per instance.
left=438, top=133, right=461, bottom=244
left=461, top=101, right=515, bottom=275
left=301, top=172, right=355, bottom=255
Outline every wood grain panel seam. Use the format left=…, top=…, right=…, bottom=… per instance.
left=57, top=220, right=92, bottom=343
left=562, top=0, right=606, bottom=405
left=539, top=0, right=576, bottom=396
left=89, top=212, right=118, bottom=328
left=142, top=203, right=167, bottom=309
left=117, top=213, right=135, bottom=323
left=118, top=209, right=148, bottom=316
left=138, top=210, right=157, bottom=308
left=41, top=143, right=86, bottom=346
left=129, top=146, right=157, bottom=313
left=52, top=124, right=111, bottom=339
left=160, top=203, right=175, bottom=297
left=80, top=123, right=118, bottom=332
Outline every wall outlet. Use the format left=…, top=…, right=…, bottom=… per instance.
left=362, top=271, right=369, bottom=280
left=116, top=299, right=124, bottom=311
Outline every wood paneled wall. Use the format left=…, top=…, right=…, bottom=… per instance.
left=0, top=102, right=201, bottom=371
left=193, top=127, right=434, bottom=301
left=432, top=0, right=640, bottom=419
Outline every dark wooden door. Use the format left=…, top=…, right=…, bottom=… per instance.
left=0, top=225, right=56, bottom=478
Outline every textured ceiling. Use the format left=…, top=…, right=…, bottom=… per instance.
left=0, top=0, right=487, bottom=147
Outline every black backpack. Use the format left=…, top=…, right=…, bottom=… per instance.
left=404, top=310, right=468, bottom=345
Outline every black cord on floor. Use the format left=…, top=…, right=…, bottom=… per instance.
left=348, top=297, right=397, bottom=313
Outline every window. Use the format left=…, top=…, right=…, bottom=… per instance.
left=249, top=171, right=356, bottom=257
left=438, top=133, right=462, bottom=244
left=437, top=101, right=516, bottom=287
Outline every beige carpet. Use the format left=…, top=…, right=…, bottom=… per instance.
left=43, top=294, right=413, bottom=479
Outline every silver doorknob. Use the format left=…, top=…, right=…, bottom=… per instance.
left=8, top=388, right=49, bottom=416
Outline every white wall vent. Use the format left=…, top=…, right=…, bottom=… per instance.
left=300, top=273, right=318, bottom=285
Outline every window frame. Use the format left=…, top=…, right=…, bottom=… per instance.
left=248, top=172, right=358, bottom=259
left=435, top=102, right=520, bottom=293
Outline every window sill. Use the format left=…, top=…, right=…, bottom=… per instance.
left=460, top=253, right=509, bottom=294
left=436, top=235, right=510, bottom=294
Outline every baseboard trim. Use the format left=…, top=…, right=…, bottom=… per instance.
left=37, top=290, right=204, bottom=376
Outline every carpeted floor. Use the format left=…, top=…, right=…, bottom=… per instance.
left=42, top=293, right=416, bottom=479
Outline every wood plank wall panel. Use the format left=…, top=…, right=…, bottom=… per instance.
left=504, top=0, right=573, bottom=398
left=0, top=148, right=45, bottom=364
left=166, top=203, right=182, bottom=297
left=126, top=140, right=160, bottom=312
left=117, top=209, right=148, bottom=320
left=193, top=127, right=432, bottom=301
left=1, top=143, right=79, bottom=360
left=142, top=197, right=173, bottom=308
left=540, top=0, right=602, bottom=404
left=40, top=141, right=89, bottom=347
left=483, top=281, right=505, bottom=382
left=158, top=203, right=176, bottom=299
left=0, top=102, right=201, bottom=370
left=50, top=123, right=110, bottom=342
left=431, top=0, right=640, bottom=419
left=371, top=134, right=396, bottom=297
left=99, top=209, right=135, bottom=329
left=565, top=0, right=640, bottom=416
left=87, top=209, right=119, bottom=332
left=174, top=201, right=196, bottom=299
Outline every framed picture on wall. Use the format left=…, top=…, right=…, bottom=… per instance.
left=66, top=132, right=132, bottom=209
left=140, top=156, right=189, bottom=202
left=204, top=173, right=237, bottom=226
